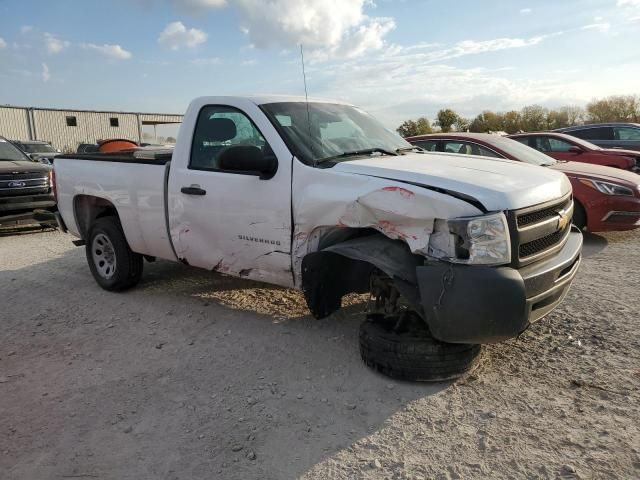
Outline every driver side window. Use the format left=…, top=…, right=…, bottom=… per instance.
left=190, top=106, right=269, bottom=171
left=533, top=137, right=571, bottom=152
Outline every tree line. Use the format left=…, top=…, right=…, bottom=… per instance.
left=396, top=94, right=640, bottom=137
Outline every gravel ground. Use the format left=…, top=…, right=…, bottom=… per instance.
left=1, top=228, right=639, bottom=480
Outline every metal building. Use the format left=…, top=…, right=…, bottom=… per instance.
left=0, top=105, right=183, bottom=152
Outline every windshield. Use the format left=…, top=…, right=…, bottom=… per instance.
left=261, top=102, right=412, bottom=165
left=492, top=136, right=557, bottom=166
left=0, top=139, right=31, bottom=162
left=20, top=143, right=57, bottom=153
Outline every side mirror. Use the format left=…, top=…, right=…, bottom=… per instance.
left=568, top=146, right=583, bottom=154
left=218, top=145, right=277, bottom=180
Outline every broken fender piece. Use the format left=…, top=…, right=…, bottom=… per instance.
left=322, top=235, right=422, bottom=284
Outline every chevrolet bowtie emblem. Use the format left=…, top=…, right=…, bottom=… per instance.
left=557, top=210, right=570, bottom=230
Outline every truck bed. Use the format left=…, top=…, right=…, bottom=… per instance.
left=54, top=151, right=176, bottom=262
left=56, top=148, right=174, bottom=165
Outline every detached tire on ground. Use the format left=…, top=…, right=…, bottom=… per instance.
left=359, top=316, right=482, bottom=381
left=86, top=216, right=143, bottom=291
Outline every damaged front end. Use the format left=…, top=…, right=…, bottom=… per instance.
left=299, top=185, right=583, bottom=345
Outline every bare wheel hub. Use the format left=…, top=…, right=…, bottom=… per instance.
left=92, top=233, right=117, bottom=279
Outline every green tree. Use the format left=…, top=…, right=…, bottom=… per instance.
left=561, top=105, right=585, bottom=126
left=434, top=109, right=459, bottom=133
left=502, top=111, right=522, bottom=133
left=546, top=109, right=570, bottom=130
left=455, top=116, right=470, bottom=132
left=396, top=117, right=432, bottom=137
left=587, top=95, right=640, bottom=123
left=520, top=105, right=548, bottom=131
left=415, top=117, right=433, bottom=134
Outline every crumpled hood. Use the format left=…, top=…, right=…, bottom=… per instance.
left=550, top=161, right=640, bottom=185
left=333, top=152, right=572, bottom=211
left=0, top=160, right=51, bottom=174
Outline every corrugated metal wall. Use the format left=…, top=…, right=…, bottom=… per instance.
left=0, top=106, right=183, bottom=152
left=32, top=110, right=140, bottom=152
left=0, top=107, right=31, bottom=140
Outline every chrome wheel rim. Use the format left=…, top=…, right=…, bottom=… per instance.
left=92, top=233, right=117, bottom=279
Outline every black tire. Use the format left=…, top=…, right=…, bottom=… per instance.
left=86, top=216, right=143, bottom=291
left=573, top=200, right=587, bottom=231
left=359, top=316, right=482, bottom=382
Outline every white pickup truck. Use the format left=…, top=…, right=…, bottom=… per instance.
left=53, top=96, right=583, bottom=380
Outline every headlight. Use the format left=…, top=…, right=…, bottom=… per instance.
left=579, top=178, right=634, bottom=196
left=442, top=212, right=511, bottom=266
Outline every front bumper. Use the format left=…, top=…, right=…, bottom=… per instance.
left=417, top=226, right=583, bottom=344
left=587, top=195, right=640, bottom=232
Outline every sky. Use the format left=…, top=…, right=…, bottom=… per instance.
left=0, top=0, right=639, bottom=129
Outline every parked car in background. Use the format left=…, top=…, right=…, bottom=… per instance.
left=0, top=136, right=56, bottom=225
left=77, top=143, right=100, bottom=154
left=11, top=140, right=61, bottom=165
left=406, top=133, right=640, bottom=232
left=508, top=132, right=639, bottom=171
left=555, top=123, right=640, bottom=152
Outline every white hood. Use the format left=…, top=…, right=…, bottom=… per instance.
left=333, top=152, right=572, bottom=211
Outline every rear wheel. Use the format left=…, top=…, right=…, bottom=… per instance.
left=360, top=313, right=482, bottom=381
left=86, top=216, right=143, bottom=291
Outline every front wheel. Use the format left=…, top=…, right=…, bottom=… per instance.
left=86, top=216, right=143, bottom=291
left=359, top=314, right=482, bottom=382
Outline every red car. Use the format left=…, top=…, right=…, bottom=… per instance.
left=406, top=133, right=640, bottom=232
left=508, top=132, right=639, bottom=172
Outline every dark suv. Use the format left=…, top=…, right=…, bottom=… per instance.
left=555, top=123, right=640, bottom=152
left=0, top=136, right=56, bottom=225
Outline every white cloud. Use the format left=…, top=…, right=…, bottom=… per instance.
left=520, top=8, right=532, bottom=14
left=617, top=0, right=640, bottom=6
left=172, top=0, right=226, bottom=11
left=158, top=21, right=207, bottom=50
left=0, top=37, right=6, bottom=49
left=190, top=56, right=222, bottom=65
left=306, top=32, right=607, bottom=128
left=233, top=0, right=394, bottom=59
left=45, top=33, right=71, bottom=54
left=81, top=43, right=133, bottom=59
left=42, top=63, right=50, bottom=82
left=581, top=22, right=611, bottom=32
left=382, top=35, right=553, bottom=65
left=20, top=25, right=33, bottom=34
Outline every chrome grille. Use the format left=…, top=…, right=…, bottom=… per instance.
left=0, top=172, right=50, bottom=197
left=517, top=196, right=572, bottom=227
left=519, top=227, right=568, bottom=258
left=508, top=194, right=573, bottom=267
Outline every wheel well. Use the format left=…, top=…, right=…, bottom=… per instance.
left=73, top=195, right=119, bottom=239
left=301, top=230, right=423, bottom=319
left=573, top=198, right=587, bottom=230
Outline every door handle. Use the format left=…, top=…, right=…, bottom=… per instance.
left=181, top=186, right=207, bottom=196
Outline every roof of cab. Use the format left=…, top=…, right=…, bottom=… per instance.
left=192, top=95, right=353, bottom=106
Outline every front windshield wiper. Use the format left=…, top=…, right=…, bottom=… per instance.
left=315, top=147, right=399, bottom=165
left=395, top=146, right=419, bottom=153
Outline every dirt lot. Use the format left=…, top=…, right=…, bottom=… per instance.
left=1, top=228, right=639, bottom=479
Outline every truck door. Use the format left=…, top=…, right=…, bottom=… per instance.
left=167, top=101, right=293, bottom=287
